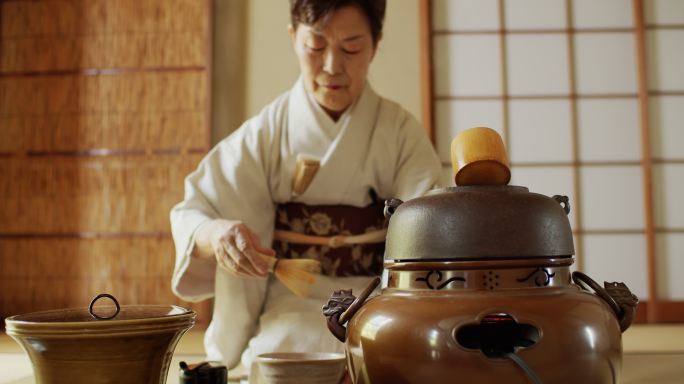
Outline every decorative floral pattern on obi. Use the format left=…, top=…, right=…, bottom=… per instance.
left=273, top=202, right=387, bottom=277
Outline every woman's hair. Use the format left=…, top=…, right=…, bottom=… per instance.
left=289, top=0, right=387, bottom=46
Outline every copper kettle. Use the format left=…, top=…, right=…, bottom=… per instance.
left=323, top=127, right=638, bottom=384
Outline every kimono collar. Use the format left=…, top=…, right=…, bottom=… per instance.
left=287, top=77, right=381, bottom=204
left=304, top=87, right=355, bottom=142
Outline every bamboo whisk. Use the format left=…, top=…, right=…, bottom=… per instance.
left=257, top=253, right=322, bottom=297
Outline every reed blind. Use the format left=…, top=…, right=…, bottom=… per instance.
left=421, top=0, right=684, bottom=322
left=0, top=0, right=212, bottom=326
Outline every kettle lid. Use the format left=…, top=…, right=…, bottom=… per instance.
left=384, top=127, right=574, bottom=262
left=384, top=185, right=574, bottom=261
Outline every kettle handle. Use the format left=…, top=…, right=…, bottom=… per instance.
left=324, top=277, right=381, bottom=342
left=572, top=271, right=638, bottom=332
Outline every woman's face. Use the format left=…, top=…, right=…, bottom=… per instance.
left=290, top=5, right=379, bottom=119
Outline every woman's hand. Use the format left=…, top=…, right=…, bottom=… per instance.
left=194, top=219, right=275, bottom=278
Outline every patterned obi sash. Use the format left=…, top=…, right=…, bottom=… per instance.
left=273, top=201, right=387, bottom=277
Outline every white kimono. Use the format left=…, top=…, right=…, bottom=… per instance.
left=170, top=78, right=441, bottom=373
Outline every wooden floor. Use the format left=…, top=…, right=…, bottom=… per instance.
left=1, top=325, right=683, bottom=383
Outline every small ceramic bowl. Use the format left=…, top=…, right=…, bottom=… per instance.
left=254, top=352, right=345, bottom=384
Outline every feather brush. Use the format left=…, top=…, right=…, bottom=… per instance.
left=257, top=253, right=322, bottom=297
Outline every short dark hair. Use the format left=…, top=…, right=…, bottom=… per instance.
left=289, top=0, right=387, bottom=46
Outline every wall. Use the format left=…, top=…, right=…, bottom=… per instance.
left=212, top=0, right=247, bottom=142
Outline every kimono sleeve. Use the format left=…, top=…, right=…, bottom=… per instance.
left=392, top=114, right=443, bottom=200
left=169, top=118, right=277, bottom=302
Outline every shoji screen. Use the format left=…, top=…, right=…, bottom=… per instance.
left=0, top=1, right=211, bottom=325
left=425, top=0, right=684, bottom=322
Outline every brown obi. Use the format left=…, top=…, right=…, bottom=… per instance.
left=273, top=201, right=387, bottom=277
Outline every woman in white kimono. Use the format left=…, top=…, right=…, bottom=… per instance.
left=170, top=0, right=442, bottom=377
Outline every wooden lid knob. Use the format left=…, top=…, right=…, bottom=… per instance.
left=450, top=127, right=511, bottom=186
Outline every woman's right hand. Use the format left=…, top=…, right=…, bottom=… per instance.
left=194, top=219, right=275, bottom=278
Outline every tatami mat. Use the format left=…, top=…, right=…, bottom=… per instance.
left=1, top=325, right=682, bottom=383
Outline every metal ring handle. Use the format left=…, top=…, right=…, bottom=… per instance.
left=552, top=195, right=571, bottom=215
left=89, top=293, right=121, bottom=320
left=383, top=199, right=404, bottom=219
left=572, top=272, right=622, bottom=319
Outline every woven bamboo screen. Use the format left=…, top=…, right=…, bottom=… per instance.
left=0, top=0, right=212, bottom=326
left=421, top=0, right=684, bottom=322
